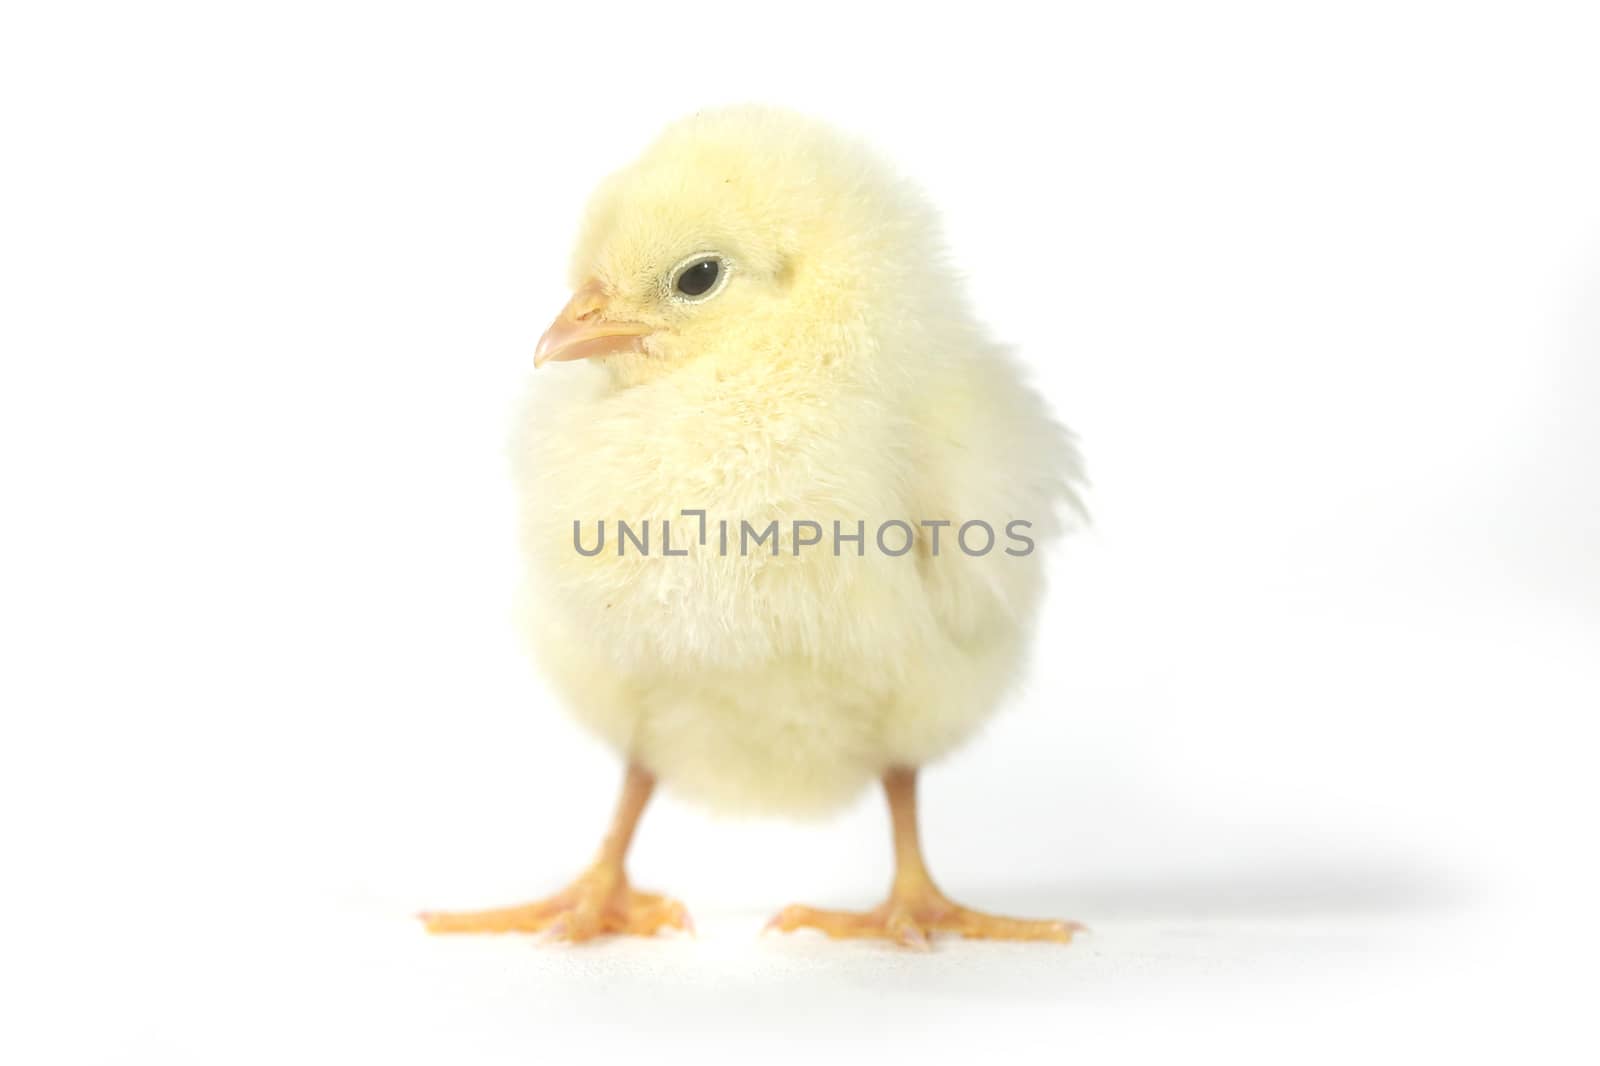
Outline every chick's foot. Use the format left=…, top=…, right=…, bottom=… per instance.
left=419, top=862, right=691, bottom=942
left=766, top=888, right=1081, bottom=949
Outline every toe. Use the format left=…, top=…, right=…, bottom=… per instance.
left=621, top=895, right=693, bottom=936
left=767, top=904, right=841, bottom=937
left=765, top=903, right=818, bottom=933
left=419, top=898, right=566, bottom=935
left=883, top=909, right=932, bottom=950
left=950, top=908, right=1084, bottom=943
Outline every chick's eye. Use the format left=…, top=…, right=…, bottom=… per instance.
left=674, top=257, right=721, bottom=297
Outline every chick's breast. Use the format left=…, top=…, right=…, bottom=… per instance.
left=513, top=330, right=1078, bottom=818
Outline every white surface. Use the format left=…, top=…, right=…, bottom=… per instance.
left=38, top=910, right=1492, bottom=1064
left=3, top=1, right=1599, bottom=1063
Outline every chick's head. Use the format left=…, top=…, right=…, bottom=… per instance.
left=534, top=107, right=951, bottom=384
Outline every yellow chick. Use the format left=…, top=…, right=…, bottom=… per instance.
left=422, top=107, right=1084, bottom=947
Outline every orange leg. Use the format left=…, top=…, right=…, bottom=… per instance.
left=768, top=768, right=1082, bottom=948
left=420, top=763, right=691, bottom=942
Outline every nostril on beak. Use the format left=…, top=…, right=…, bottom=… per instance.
left=567, top=279, right=609, bottom=323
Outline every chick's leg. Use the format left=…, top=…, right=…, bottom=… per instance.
left=768, top=768, right=1081, bottom=948
left=420, top=763, right=690, bottom=941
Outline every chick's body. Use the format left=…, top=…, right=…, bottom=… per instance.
left=514, top=109, right=1081, bottom=818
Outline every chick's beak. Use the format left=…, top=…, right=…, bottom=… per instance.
left=534, top=281, right=651, bottom=367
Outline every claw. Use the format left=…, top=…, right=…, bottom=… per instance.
left=764, top=905, right=801, bottom=934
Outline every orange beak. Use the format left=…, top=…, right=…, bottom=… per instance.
left=534, top=280, right=652, bottom=367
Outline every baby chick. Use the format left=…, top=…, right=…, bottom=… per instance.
left=422, top=107, right=1084, bottom=947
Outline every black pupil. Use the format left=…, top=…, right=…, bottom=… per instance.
left=676, top=259, right=719, bottom=296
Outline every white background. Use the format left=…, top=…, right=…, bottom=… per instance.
left=3, top=2, right=1598, bottom=1063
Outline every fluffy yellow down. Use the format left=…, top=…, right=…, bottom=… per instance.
left=514, top=107, right=1083, bottom=818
